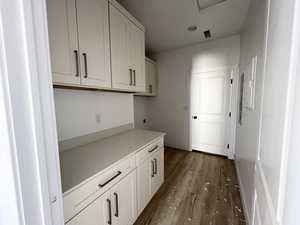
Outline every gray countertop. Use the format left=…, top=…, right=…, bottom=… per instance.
left=60, top=129, right=165, bottom=193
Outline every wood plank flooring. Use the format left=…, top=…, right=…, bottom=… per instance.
left=134, top=147, right=246, bottom=225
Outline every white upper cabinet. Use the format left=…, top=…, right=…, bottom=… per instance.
left=47, top=0, right=146, bottom=92
left=129, top=22, right=146, bottom=92
left=47, top=0, right=111, bottom=88
left=110, top=5, right=131, bottom=90
left=110, top=3, right=145, bottom=92
left=136, top=58, right=157, bottom=96
left=47, top=0, right=80, bottom=85
left=76, top=0, right=111, bottom=88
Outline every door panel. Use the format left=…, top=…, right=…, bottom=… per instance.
left=77, top=0, right=111, bottom=88
left=66, top=191, right=110, bottom=225
left=47, top=0, right=80, bottom=84
left=110, top=5, right=131, bottom=90
left=130, top=24, right=145, bottom=92
left=110, top=171, right=137, bottom=225
left=137, top=157, right=151, bottom=214
left=191, top=69, right=231, bottom=156
left=150, top=148, right=163, bottom=196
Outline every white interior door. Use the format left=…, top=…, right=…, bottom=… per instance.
left=191, top=69, right=232, bottom=156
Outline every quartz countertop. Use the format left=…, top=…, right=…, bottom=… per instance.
left=60, top=129, right=165, bottom=193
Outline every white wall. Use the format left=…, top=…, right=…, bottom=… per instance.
left=148, top=35, right=240, bottom=150
left=134, top=96, right=152, bottom=129
left=236, top=0, right=300, bottom=224
left=54, top=89, right=134, bottom=141
left=235, top=0, right=268, bottom=222
left=283, top=24, right=300, bottom=225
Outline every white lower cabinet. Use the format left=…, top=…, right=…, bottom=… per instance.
left=66, top=191, right=110, bottom=225
left=110, top=170, right=137, bottom=225
left=67, top=170, right=137, bottom=225
left=137, top=146, right=164, bottom=214
left=64, top=137, right=164, bottom=225
left=137, top=156, right=151, bottom=214
left=150, top=148, right=164, bottom=197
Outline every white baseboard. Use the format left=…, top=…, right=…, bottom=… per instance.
left=235, top=161, right=251, bottom=225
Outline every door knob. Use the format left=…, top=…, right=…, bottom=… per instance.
left=193, top=116, right=197, bottom=119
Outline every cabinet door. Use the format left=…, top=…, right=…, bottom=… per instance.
left=145, top=59, right=157, bottom=95
left=110, top=5, right=131, bottom=90
left=110, top=171, right=137, bottom=225
left=66, top=191, right=110, bottom=225
left=129, top=23, right=145, bottom=92
left=77, top=0, right=111, bottom=88
left=137, top=157, right=152, bottom=214
left=47, top=0, right=80, bottom=85
left=150, top=147, right=164, bottom=197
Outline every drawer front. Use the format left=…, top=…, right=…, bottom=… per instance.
left=63, top=155, right=135, bottom=223
left=136, top=137, right=164, bottom=164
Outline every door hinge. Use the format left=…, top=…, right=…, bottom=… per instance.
left=227, top=144, right=230, bottom=149
left=229, top=112, right=232, bottom=117
left=230, top=78, right=233, bottom=84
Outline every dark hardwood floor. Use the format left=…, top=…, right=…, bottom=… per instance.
left=134, top=147, right=246, bottom=225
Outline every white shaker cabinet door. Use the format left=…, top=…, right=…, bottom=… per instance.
left=110, top=5, right=131, bottom=91
left=77, top=0, right=111, bottom=88
left=110, top=171, right=137, bottom=225
left=145, top=59, right=157, bottom=95
left=66, top=191, right=111, bottom=225
left=47, top=0, right=80, bottom=85
left=150, top=147, right=164, bottom=197
left=129, top=23, right=145, bottom=92
left=137, top=157, right=152, bottom=214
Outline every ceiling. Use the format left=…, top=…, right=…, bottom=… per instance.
left=117, top=0, right=251, bottom=54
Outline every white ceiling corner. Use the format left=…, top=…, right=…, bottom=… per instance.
left=117, top=0, right=251, bottom=53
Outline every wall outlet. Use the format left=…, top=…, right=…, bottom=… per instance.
left=95, top=114, right=101, bottom=124
left=143, top=119, right=147, bottom=124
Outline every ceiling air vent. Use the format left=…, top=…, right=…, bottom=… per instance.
left=196, top=0, right=227, bottom=11
left=204, top=30, right=211, bottom=39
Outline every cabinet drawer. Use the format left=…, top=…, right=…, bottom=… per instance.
left=136, top=137, right=163, bottom=163
left=63, top=155, right=135, bottom=223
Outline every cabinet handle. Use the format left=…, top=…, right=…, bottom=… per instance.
left=151, top=160, right=155, bottom=177
left=129, top=69, right=133, bottom=86
left=74, top=50, right=79, bottom=77
left=154, top=158, right=157, bottom=175
left=98, top=171, right=122, bottom=188
left=148, top=145, right=159, bottom=153
left=107, top=199, right=112, bottom=225
left=114, top=193, right=119, bottom=217
left=133, top=70, right=136, bottom=86
left=83, top=53, right=88, bottom=78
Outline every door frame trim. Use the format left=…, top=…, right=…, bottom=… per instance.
left=0, top=0, right=64, bottom=224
